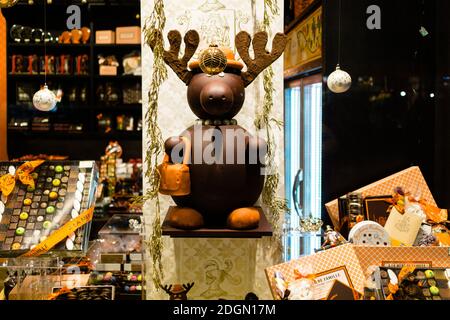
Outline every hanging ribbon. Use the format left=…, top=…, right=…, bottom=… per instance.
left=0, top=160, right=45, bottom=197
left=22, top=206, right=94, bottom=257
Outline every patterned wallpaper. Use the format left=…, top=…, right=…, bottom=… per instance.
left=141, top=0, right=285, bottom=300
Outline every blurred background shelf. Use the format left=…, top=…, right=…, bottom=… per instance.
left=3, top=0, right=142, bottom=161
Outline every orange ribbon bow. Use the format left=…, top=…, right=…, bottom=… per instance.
left=0, top=160, right=44, bottom=197
left=293, top=269, right=316, bottom=281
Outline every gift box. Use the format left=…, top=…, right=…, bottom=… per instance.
left=265, top=244, right=366, bottom=300
left=325, top=167, right=436, bottom=229
left=115, top=26, right=140, bottom=44
left=354, top=246, right=450, bottom=273
left=95, top=30, right=115, bottom=44
left=99, top=65, right=117, bottom=76
left=265, top=244, right=450, bottom=300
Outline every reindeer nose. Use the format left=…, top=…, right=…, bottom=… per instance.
left=200, top=82, right=234, bottom=116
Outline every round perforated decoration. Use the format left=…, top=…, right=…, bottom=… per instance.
left=349, top=221, right=391, bottom=246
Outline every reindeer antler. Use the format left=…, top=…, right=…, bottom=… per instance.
left=182, top=282, right=195, bottom=293
left=160, top=284, right=173, bottom=294
left=236, top=31, right=287, bottom=87
left=147, top=29, right=200, bottom=85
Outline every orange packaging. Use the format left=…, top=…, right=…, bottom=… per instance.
left=115, top=26, right=141, bottom=44
left=95, top=30, right=115, bottom=44
left=99, top=65, right=117, bottom=76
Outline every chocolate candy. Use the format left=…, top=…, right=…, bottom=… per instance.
left=43, top=221, right=52, bottom=229
left=52, top=179, right=61, bottom=187
left=49, top=192, right=58, bottom=200
left=11, top=243, right=21, bottom=250
left=428, top=279, right=437, bottom=287
left=27, top=185, right=35, bottom=192
left=19, top=212, right=29, bottom=220
left=23, top=199, right=32, bottom=206
left=425, top=270, right=435, bottom=279
left=55, top=165, right=64, bottom=173
left=16, top=227, right=25, bottom=236
left=430, top=286, right=440, bottom=296
left=46, top=206, right=55, bottom=214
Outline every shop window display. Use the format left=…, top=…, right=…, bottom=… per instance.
left=0, top=0, right=449, bottom=307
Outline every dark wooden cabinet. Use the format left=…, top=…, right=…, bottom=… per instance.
left=3, top=0, right=142, bottom=161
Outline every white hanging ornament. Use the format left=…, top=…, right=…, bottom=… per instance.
left=327, top=64, right=352, bottom=94
left=33, top=85, right=57, bottom=112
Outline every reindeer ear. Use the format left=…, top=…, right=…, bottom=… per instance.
left=147, top=29, right=200, bottom=85
left=236, top=31, right=287, bottom=87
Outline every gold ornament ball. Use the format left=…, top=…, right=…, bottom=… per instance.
left=0, top=0, right=19, bottom=8
left=199, top=45, right=227, bottom=76
left=327, top=65, right=352, bottom=94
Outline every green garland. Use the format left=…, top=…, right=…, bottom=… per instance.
left=142, top=0, right=167, bottom=290
left=255, top=0, right=289, bottom=240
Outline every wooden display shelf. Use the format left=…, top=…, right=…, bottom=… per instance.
left=8, top=43, right=90, bottom=48
left=95, top=75, right=141, bottom=79
left=3, top=1, right=143, bottom=160
left=95, top=44, right=141, bottom=48
left=162, top=206, right=273, bottom=239
left=8, top=74, right=90, bottom=79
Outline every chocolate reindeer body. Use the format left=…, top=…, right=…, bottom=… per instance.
left=149, top=30, right=287, bottom=229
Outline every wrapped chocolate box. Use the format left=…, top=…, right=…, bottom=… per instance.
left=0, top=161, right=99, bottom=257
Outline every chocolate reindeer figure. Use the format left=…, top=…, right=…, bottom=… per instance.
left=161, top=283, right=195, bottom=300
left=148, top=30, right=287, bottom=230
